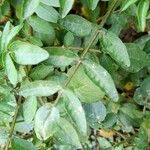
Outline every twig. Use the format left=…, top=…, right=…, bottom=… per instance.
left=54, top=0, right=119, bottom=105
left=4, top=96, right=22, bottom=150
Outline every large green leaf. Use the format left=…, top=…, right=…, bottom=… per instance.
left=126, top=43, right=150, bottom=72
left=12, top=137, right=37, bottom=150
left=62, top=90, right=87, bottom=136
left=83, top=101, right=106, bottom=128
left=23, top=0, right=40, bottom=19
left=45, top=47, right=78, bottom=68
left=54, top=118, right=82, bottom=149
left=9, top=40, right=49, bottom=65
left=58, top=14, right=92, bottom=37
left=59, top=0, right=74, bottom=18
left=100, top=30, right=130, bottom=68
left=19, top=80, right=61, bottom=97
left=34, top=104, right=60, bottom=140
left=41, top=0, right=60, bottom=7
left=29, top=64, right=54, bottom=80
left=87, top=0, right=100, bottom=10
left=27, top=15, right=55, bottom=35
left=68, top=66, right=105, bottom=103
left=5, top=53, right=18, bottom=86
left=23, top=96, right=37, bottom=123
left=83, top=60, right=119, bottom=101
left=35, top=3, right=59, bottom=23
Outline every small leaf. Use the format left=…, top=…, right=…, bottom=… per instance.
left=1, top=21, right=10, bottom=52
left=63, top=90, right=87, bottom=136
left=12, top=137, right=37, bottom=150
left=120, top=0, right=138, bottom=12
left=87, top=0, right=100, bottom=10
left=5, top=53, right=18, bottom=86
left=29, top=64, right=54, bottom=80
left=23, top=0, right=40, bottom=19
left=5, top=23, right=23, bottom=49
left=141, top=77, right=150, bottom=98
left=9, top=40, right=49, bottom=65
left=41, top=0, right=60, bottom=7
left=83, top=101, right=106, bottom=128
left=60, top=0, right=74, bottom=18
left=34, top=104, right=60, bottom=140
left=23, top=96, right=37, bottom=123
left=45, top=47, right=78, bottom=68
left=19, top=80, right=61, bottom=97
left=54, top=118, right=82, bottom=149
left=58, top=14, right=92, bottom=37
left=137, top=0, right=149, bottom=32
left=97, top=137, right=112, bottom=149
left=35, top=3, right=59, bottom=23
left=100, top=30, right=130, bottom=68
left=83, top=60, right=118, bottom=101
left=64, top=32, right=74, bottom=47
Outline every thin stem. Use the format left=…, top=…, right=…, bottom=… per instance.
left=143, top=97, right=149, bottom=114
left=53, top=0, right=119, bottom=105
left=4, top=96, right=22, bottom=150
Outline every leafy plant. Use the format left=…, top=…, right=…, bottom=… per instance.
left=0, top=0, right=150, bottom=149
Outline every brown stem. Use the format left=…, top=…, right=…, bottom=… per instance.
left=4, top=96, right=22, bottom=150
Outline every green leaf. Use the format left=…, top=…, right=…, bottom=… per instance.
left=5, top=24, right=23, bottom=50
left=60, top=0, right=74, bottom=18
left=64, top=32, right=74, bottom=47
left=41, top=0, right=60, bottom=7
left=137, top=0, right=149, bottom=32
left=83, top=101, right=106, bottom=128
left=34, top=104, right=60, bottom=140
left=87, top=0, right=100, bottom=10
left=68, top=66, right=105, bottom=103
left=45, top=47, right=78, bottom=68
left=35, top=3, right=59, bottom=23
left=5, top=53, right=18, bottom=86
left=62, top=90, right=87, bottom=136
left=141, top=77, right=150, bottom=98
left=54, top=118, right=82, bottom=149
left=0, top=94, right=16, bottom=125
left=19, top=80, right=61, bottom=97
left=12, top=137, right=37, bottom=150
left=97, top=137, right=112, bottom=149
left=29, top=64, right=54, bottom=80
left=27, top=15, right=55, bottom=35
left=0, top=21, right=10, bottom=52
left=120, top=0, right=138, bottom=12
left=23, top=96, right=37, bottom=123
left=134, top=35, right=150, bottom=50
left=9, top=40, right=49, bottom=65
left=15, top=0, right=24, bottom=20
left=83, top=60, right=119, bottom=101
left=58, top=14, right=92, bottom=37
left=23, top=0, right=40, bottom=19
left=125, top=43, right=150, bottom=72
left=100, top=30, right=130, bottom=68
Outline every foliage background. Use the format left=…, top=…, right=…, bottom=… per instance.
left=0, top=0, right=150, bottom=149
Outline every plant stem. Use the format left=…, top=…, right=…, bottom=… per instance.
left=4, top=96, right=22, bottom=150
left=54, top=0, right=119, bottom=105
